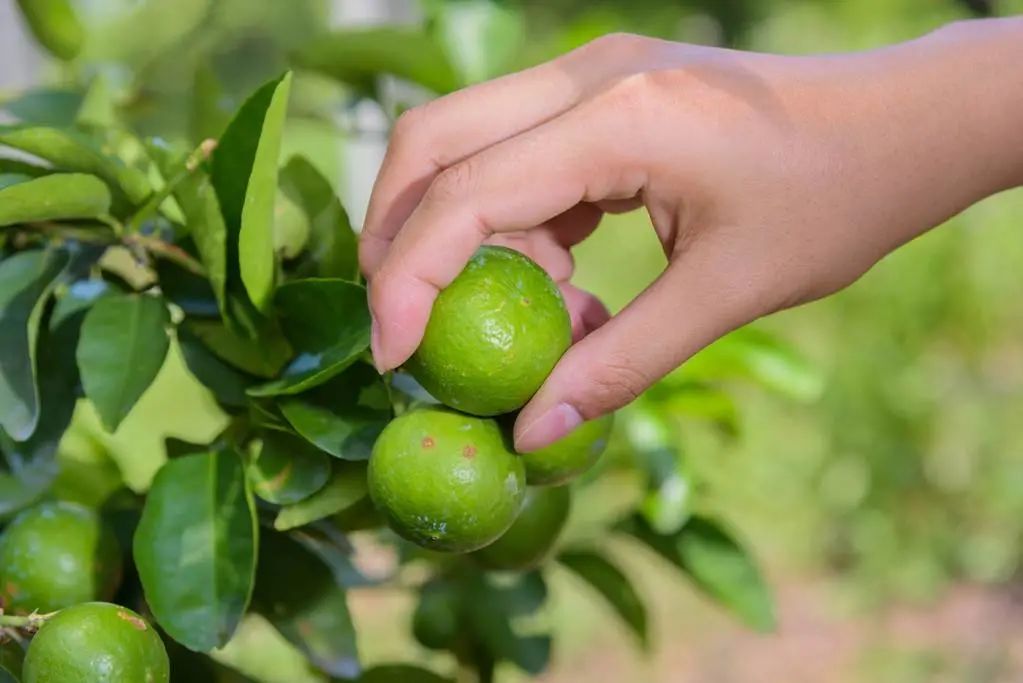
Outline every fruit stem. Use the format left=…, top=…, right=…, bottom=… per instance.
left=0, top=610, right=56, bottom=630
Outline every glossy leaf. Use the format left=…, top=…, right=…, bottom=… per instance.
left=174, top=172, right=227, bottom=316
left=0, top=127, right=149, bottom=206
left=77, top=294, right=170, bottom=431
left=134, top=450, right=257, bottom=651
left=0, top=249, right=68, bottom=440
left=279, top=156, right=358, bottom=281
left=273, top=461, right=368, bottom=531
left=294, top=28, right=461, bottom=93
left=358, top=665, right=454, bottom=683
left=278, top=363, right=391, bottom=460
left=248, top=279, right=371, bottom=396
left=558, top=549, right=648, bottom=648
left=177, top=325, right=255, bottom=408
left=626, top=515, right=776, bottom=632
left=0, top=173, right=111, bottom=227
left=183, top=318, right=291, bottom=379
left=211, top=72, right=292, bottom=316
left=154, top=255, right=218, bottom=317
left=252, top=530, right=359, bottom=678
left=248, top=431, right=331, bottom=505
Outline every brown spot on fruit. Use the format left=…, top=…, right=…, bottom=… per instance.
left=422, top=436, right=435, bottom=449
left=521, top=297, right=531, bottom=306
left=462, top=445, right=477, bottom=459
left=116, top=610, right=148, bottom=631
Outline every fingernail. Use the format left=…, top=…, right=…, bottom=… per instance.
left=515, top=403, right=583, bottom=452
left=370, top=316, right=386, bottom=373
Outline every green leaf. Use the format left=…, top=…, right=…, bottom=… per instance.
left=0, top=173, right=111, bottom=227
left=431, top=0, right=525, bottom=84
left=558, top=549, right=648, bottom=649
left=279, top=156, right=358, bottom=281
left=358, top=665, right=454, bottom=683
left=76, top=294, right=171, bottom=432
left=154, top=255, right=218, bottom=317
left=0, top=127, right=150, bottom=207
left=252, top=530, right=359, bottom=678
left=0, top=249, right=68, bottom=440
left=294, top=28, right=461, bottom=94
left=465, top=572, right=550, bottom=675
left=13, top=0, right=84, bottom=60
left=134, top=449, right=258, bottom=651
left=211, top=72, right=292, bottom=315
left=625, top=515, right=776, bottom=632
left=248, top=279, right=371, bottom=397
left=1, top=88, right=82, bottom=126
left=278, top=363, right=391, bottom=460
left=0, top=174, right=30, bottom=191
left=177, top=325, right=255, bottom=408
left=183, top=318, right=291, bottom=379
left=248, top=431, right=331, bottom=505
left=273, top=461, right=368, bottom=531
left=191, top=64, right=232, bottom=142
left=174, top=172, right=227, bottom=317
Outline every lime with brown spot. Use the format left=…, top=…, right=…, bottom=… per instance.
left=473, top=485, right=571, bottom=571
left=406, top=246, right=571, bottom=416
left=23, top=602, right=169, bottom=683
left=522, top=413, right=614, bottom=485
left=0, top=502, right=121, bottom=613
left=368, top=406, right=526, bottom=552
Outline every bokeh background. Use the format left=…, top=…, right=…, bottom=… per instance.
left=3, top=1, right=1023, bottom=681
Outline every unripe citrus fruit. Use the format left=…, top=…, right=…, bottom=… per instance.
left=0, top=502, right=121, bottom=613
left=406, top=246, right=571, bottom=416
left=368, top=407, right=526, bottom=552
left=522, top=413, right=614, bottom=485
left=23, top=602, right=169, bottom=683
left=473, top=485, right=571, bottom=571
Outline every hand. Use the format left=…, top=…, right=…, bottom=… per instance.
left=360, top=20, right=1023, bottom=451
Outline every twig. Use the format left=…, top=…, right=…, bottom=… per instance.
left=124, top=138, right=218, bottom=235
left=0, top=610, right=56, bottom=630
left=124, top=233, right=206, bottom=276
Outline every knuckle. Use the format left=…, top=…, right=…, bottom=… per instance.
left=425, top=160, right=478, bottom=206
left=585, top=32, right=646, bottom=59
left=390, top=105, right=430, bottom=152
left=587, top=357, right=649, bottom=413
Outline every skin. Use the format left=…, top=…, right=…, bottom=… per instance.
left=361, top=18, right=1023, bottom=452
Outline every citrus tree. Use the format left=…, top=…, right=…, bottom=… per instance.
left=0, top=1, right=828, bottom=681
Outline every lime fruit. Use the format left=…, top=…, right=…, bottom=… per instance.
left=522, top=413, right=614, bottom=485
left=368, top=407, right=526, bottom=552
left=406, top=246, right=571, bottom=416
left=23, top=602, right=169, bottom=683
left=473, top=485, right=572, bottom=571
left=0, top=502, right=122, bottom=613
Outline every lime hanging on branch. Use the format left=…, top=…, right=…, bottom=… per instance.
left=521, top=413, right=614, bottom=486
left=406, top=246, right=571, bottom=416
left=473, top=485, right=572, bottom=571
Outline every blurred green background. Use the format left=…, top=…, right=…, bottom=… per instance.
left=3, top=0, right=1023, bottom=681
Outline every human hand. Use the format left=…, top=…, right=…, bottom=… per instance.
left=360, top=20, right=1023, bottom=451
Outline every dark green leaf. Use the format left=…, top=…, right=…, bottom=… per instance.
left=625, top=515, right=776, bottom=632
left=279, top=156, right=358, bottom=281
left=0, top=174, right=30, bottom=191
left=0, top=127, right=149, bottom=206
left=248, top=279, right=371, bottom=396
left=77, top=294, right=170, bottom=431
left=177, top=326, right=255, bottom=407
left=0, top=173, right=111, bottom=227
left=465, top=572, right=550, bottom=675
left=1, top=88, right=82, bottom=126
left=278, top=363, right=391, bottom=460
left=273, top=460, right=368, bottom=531
left=248, top=431, right=331, bottom=505
left=0, top=249, right=68, bottom=440
left=211, top=73, right=292, bottom=316
left=253, top=530, right=359, bottom=678
left=558, top=549, right=648, bottom=648
left=294, top=28, right=461, bottom=93
left=134, top=450, right=258, bottom=651
left=0, top=158, right=49, bottom=178
left=183, top=318, right=291, bottom=379
left=155, top=256, right=218, bottom=317
left=358, top=665, right=453, bottom=683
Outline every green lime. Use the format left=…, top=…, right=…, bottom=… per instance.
left=522, top=413, right=614, bottom=485
left=406, top=246, right=571, bottom=416
left=23, top=602, right=169, bottom=683
left=473, top=485, right=571, bottom=571
left=0, top=502, right=122, bottom=613
left=368, top=407, right=526, bottom=552
left=411, top=581, right=461, bottom=650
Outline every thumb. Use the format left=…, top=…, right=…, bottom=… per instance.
left=513, top=238, right=763, bottom=452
